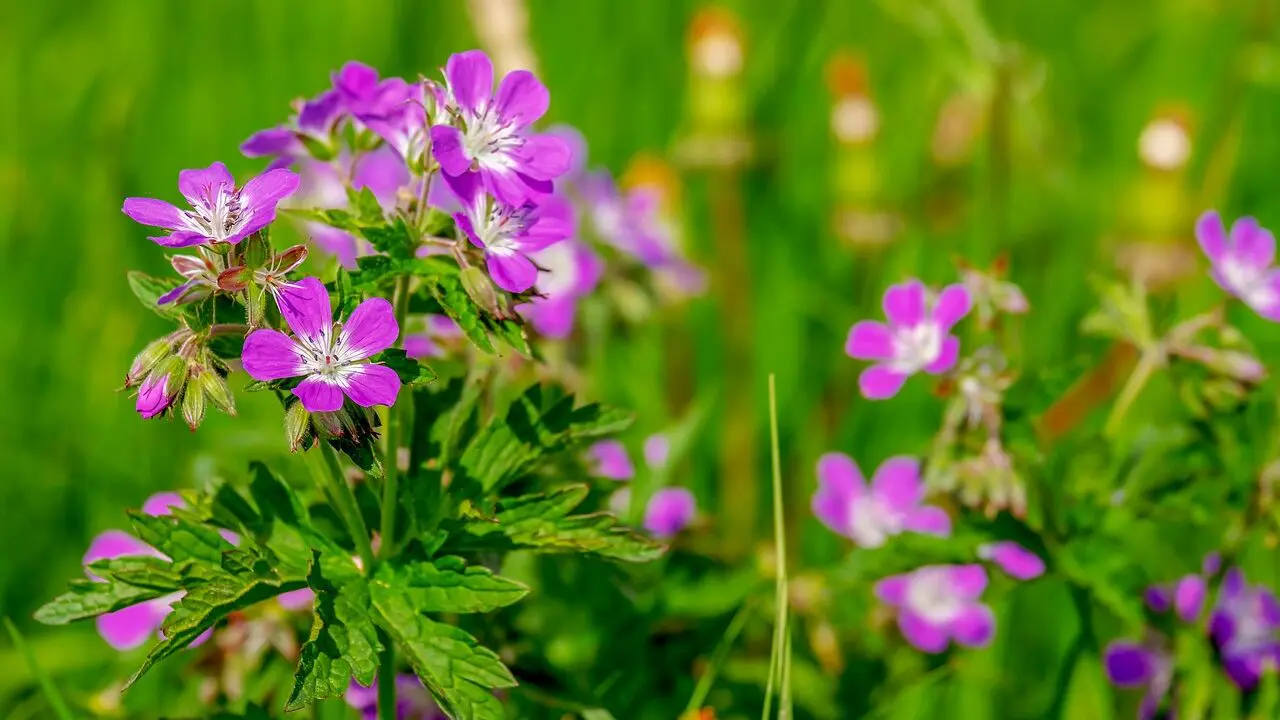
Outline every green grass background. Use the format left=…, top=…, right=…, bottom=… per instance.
left=3, top=0, right=1280, bottom=717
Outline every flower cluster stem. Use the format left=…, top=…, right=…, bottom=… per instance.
left=1103, top=348, right=1163, bottom=438
left=310, top=441, right=375, bottom=571
left=378, top=642, right=396, bottom=720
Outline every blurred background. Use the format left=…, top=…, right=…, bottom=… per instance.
left=4, top=0, right=1280, bottom=717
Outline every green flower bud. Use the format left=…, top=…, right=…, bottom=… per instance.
left=285, top=400, right=313, bottom=452
left=460, top=266, right=501, bottom=317
left=182, top=373, right=207, bottom=430
left=196, top=368, right=236, bottom=416
left=127, top=335, right=176, bottom=388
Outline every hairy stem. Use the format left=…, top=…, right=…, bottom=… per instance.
left=380, top=275, right=412, bottom=559
left=1103, top=348, right=1163, bottom=437
left=311, top=441, right=375, bottom=571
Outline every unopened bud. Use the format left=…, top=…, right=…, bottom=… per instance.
left=243, top=232, right=270, bottom=268
left=197, top=368, right=236, bottom=415
left=217, top=266, right=252, bottom=292
left=285, top=401, right=313, bottom=452
left=127, top=336, right=174, bottom=387
left=137, top=356, right=187, bottom=420
left=182, top=371, right=207, bottom=430
left=460, top=266, right=501, bottom=316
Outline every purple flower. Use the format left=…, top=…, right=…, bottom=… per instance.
left=1196, top=210, right=1280, bottom=320
left=82, top=493, right=209, bottom=651
left=347, top=674, right=443, bottom=720
left=444, top=172, right=574, bottom=293
left=430, top=50, right=571, bottom=205
left=122, top=162, right=300, bottom=248
left=811, top=453, right=951, bottom=548
left=1209, top=568, right=1280, bottom=689
left=404, top=315, right=462, bottom=360
left=579, top=172, right=675, bottom=267
left=874, top=564, right=995, bottom=653
left=276, top=588, right=315, bottom=612
left=1145, top=553, right=1220, bottom=623
left=644, top=487, right=696, bottom=538
left=644, top=434, right=671, bottom=470
left=241, top=89, right=344, bottom=169
left=520, top=237, right=603, bottom=338
left=846, top=280, right=972, bottom=400
left=334, top=61, right=412, bottom=120
left=977, top=542, right=1045, bottom=581
left=587, top=440, right=634, bottom=480
left=158, top=252, right=220, bottom=306
left=1104, top=640, right=1172, bottom=719
left=360, top=81, right=442, bottom=164
left=136, top=372, right=177, bottom=419
left=241, top=277, right=401, bottom=413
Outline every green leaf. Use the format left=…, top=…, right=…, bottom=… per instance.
left=370, top=583, right=512, bottom=720
left=427, top=275, right=532, bottom=357
left=374, top=557, right=528, bottom=614
left=347, top=186, right=384, bottom=224
left=286, top=553, right=383, bottom=710
left=363, top=217, right=418, bottom=259
left=87, top=555, right=184, bottom=592
left=128, top=512, right=235, bottom=565
left=34, top=579, right=167, bottom=626
left=129, top=573, right=306, bottom=687
left=376, top=348, right=437, bottom=387
left=127, top=271, right=184, bottom=319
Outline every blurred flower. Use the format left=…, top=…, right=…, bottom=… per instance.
left=241, top=277, right=401, bottom=412
left=241, top=87, right=344, bottom=169
left=586, top=440, right=633, bottom=481
left=521, top=236, right=603, bottom=338
left=443, top=172, right=574, bottom=293
left=122, top=162, right=299, bottom=248
left=404, top=315, right=463, bottom=359
left=644, top=487, right=696, bottom=538
left=958, top=256, right=1028, bottom=330
left=1144, top=553, right=1218, bottom=623
left=976, top=542, right=1044, bottom=581
left=276, top=588, right=315, bottom=612
left=643, top=434, right=671, bottom=470
left=874, top=565, right=995, bottom=653
left=430, top=49, right=570, bottom=205
left=1196, top=210, right=1280, bottom=321
left=846, top=280, right=971, bottom=399
left=291, top=148, right=413, bottom=269
left=159, top=250, right=221, bottom=306
left=347, top=674, right=443, bottom=720
left=1104, top=639, right=1173, bottom=719
left=82, top=494, right=211, bottom=651
left=811, top=453, right=950, bottom=547
left=1138, top=115, right=1191, bottom=172
left=1210, top=568, right=1280, bottom=689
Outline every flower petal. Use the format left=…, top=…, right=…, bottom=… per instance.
left=277, top=588, right=315, bottom=611
left=342, top=364, right=401, bottom=408
left=97, top=602, right=163, bottom=651
left=240, top=168, right=301, bottom=216
left=870, top=456, right=923, bottom=512
left=873, top=574, right=910, bottom=606
left=898, top=611, right=949, bottom=653
left=495, top=70, right=550, bottom=128
left=157, top=280, right=197, bottom=306
left=294, top=376, right=344, bottom=413
left=588, top=440, right=634, bottom=480
left=150, top=231, right=210, bottom=248
left=1230, top=216, right=1276, bottom=268
left=240, top=127, right=298, bottom=158
left=1104, top=641, right=1157, bottom=686
left=948, top=564, right=988, bottom=600
left=341, top=297, right=399, bottom=360
left=644, top=487, right=696, bottom=537
left=352, top=146, right=411, bottom=206
left=979, top=542, right=1044, bottom=580
left=275, top=277, right=333, bottom=345
left=513, top=133, right=572, bottom=181
left=950, top=604, right=996, bottom=648
left=178, top=162, right=235, bottom=207
left=122, top=198, right=188, bottom=231
left=883, top=280, right=926, bottom=327
left=142, top=492, right=185, bottom=517
left=1197, top=210, right=1227, bottom=263
left=859, top=365, right=908, bottom=400
left=932, top=284, right=972, bottom=332
left=487, top=248, right=539, bottom=293
left=902, top=506, right=952, bottom=537
left=84, top=530, right=154, bottom=567
left=241, top=329, right=304, bottom=381
left=1173, top=575, right=1206, bottom=622
left=845, top=321, right=894, bottom=360
left=430, top=125, right=469, bottom=176
left=924, top=336, right=960, bottom=375
left=445, top=50, right=494, bottom=115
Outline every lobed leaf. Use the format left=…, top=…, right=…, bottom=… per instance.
left=34, top=580, right=167, bottom=626
left=427, top=275, right=532, bottom=357
left=376, top=348, right=437, bottom=387
left=126, top=271, right=184, bottom=319
left=129, top=512, right=236, bottom=565
left=373, top=557, right=528, bottom=614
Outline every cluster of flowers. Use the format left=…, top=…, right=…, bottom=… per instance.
left=811, top=452, right=1043, bottom=652
left=587, top=436, right=698, bottom=538
left=1105, top=555, right=1280, bottom=716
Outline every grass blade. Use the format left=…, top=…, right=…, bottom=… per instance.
left=761, top=374, right=791, bottom=720
left=684, top=600, right=754, bottom=714
left=3, top=616, right=75, bottom=720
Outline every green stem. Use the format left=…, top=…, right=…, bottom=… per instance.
left=380, top=276, right=412, bottom=558
left=1103, top=349, right=1162, bottom=438
left=378, top=642, right=396, bottom=720
left=762, top=374, right=791, bottom=720
left=310, top=441, right=375, bottom=570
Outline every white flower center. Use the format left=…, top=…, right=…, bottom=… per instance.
left=183, top=186, right=248, bottom=242
left=847, top=495, right=902, bottom=548
left=889, top=321, right=943, bottom=375
left=462, top=107, right=521, bottom=171
left=294, top=325, right=362, bottom=386
left=906, top=568, right=962, bottom=624
left=1220, top=254, right=1276, bottom=311
left=533, top=242, right=579, bottom=298
left=472, top=197, right=530, bottom=252
left=1225, top=594, right=1277, bottom=655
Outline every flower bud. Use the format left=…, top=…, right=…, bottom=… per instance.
left=285, top=401, right=313, bottom=452
left=195, top=367, right=236, bottom=416
left=217, top=265, right=252, bottom=292
left=137, top=356, right=187, bottom=420
left=460, top=266, right=502, bottom=316
left=127, top=336, right=175, bottom=388
left=182, top=373, right=207, bottom=430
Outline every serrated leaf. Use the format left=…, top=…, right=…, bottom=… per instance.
left=286, top=553, right=383, bottom=710
left=347, top=186, right=384, bottom=224
left=127, top=271, right=184, bottom=319
left=34, top=580, right=167, bottom=626
left=129, top=574, right=306, bottom=688
left=374, top=557, right=528, bottom=614
left=363, top=217, right=417, bottom=259
left=129, top=512, right=235, bottom=565
left=429, top=275, right=496, bottom=353
left=376, top=348, right=437, bottom=387
left=370, top=582, right=513, bottom=720
left=88, top=556, right=184, bottom=592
